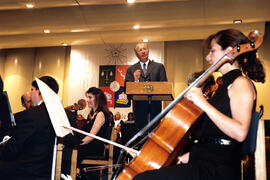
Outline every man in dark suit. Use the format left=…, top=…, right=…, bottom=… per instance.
left=20, top=92, right=31, bottom=110
left=0, top=76, right=77, bottom=179
left=0, top=75, right=3, bottom=94
left=0, top=76, right=14, bottom=140
left=0, top=75, right=8, bottom=140
left=125, top=43, right=167, bottom=131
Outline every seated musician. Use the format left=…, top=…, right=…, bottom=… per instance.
left=0, top=76, right=12, bottom=140
left=0, top=76, right=77, bottom=179
left=0, top=76, right=8, bottom=140
left=121, top=112, right=137, bottom=145
left=133, top=29, right=266, bottom=180
left=108, top=111, right=115, bottom=127
left=76, top=87, right=110, bottom=174
left=20, top=92, right=31, bottom=110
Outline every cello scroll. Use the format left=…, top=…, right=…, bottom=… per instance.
left=226, top=30, right=262, bottom=61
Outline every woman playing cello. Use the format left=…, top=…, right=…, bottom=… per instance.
left=133, top=29, right=265, bottom=180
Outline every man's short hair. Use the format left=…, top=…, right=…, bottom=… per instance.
left=32, top=76, right=59, bottom=94
left=134, top=42, right=148, bottom=54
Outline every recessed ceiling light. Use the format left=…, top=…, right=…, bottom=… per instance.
left=133, top=25, right=140, bottom=30
left=233, top=19, right=242, bottom=24
left=127, top=0, right=136, bottom=3
left=26, top=3, right=34, bottom=8
left=43, top=29, right=50, bottom=33
left=71, top=29, right=89, bottom=33
left=61, top=43, right=68, bottom=46
left=143, top=39, right=148, bottom=42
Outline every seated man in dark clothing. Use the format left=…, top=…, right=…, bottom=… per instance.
left=0, top=76, right=7, bottom=140
left=0, top=76, right=14, bottom=140
left=0, top=76, right=79, bottom=179
left=120, top=112, right=138, bottom=146
left=0, top=76, right=2, bottom=94
left=20, top=92, right=31, bottom=110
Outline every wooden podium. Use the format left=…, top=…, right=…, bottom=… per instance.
left=126, top=82, right=173, bottom=101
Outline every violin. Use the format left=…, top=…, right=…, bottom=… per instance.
left=66, top=99, right=86, bottom=112
left=202, top=76, right=223, bottom=97
left=202, top=84, right=218, bottom=97
left=66, top=99, right=88, bottom=130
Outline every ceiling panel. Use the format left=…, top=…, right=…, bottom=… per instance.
left=0, top=0, right=269, bottom=49
left=0, top=0, right=188, bottom=10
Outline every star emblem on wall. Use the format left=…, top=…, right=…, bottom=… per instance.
left=104, top=44, right=127, bottom=65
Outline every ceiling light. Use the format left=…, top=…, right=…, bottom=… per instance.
left=143, top=39, right=148, bottom=42
left=233, top=19, right=242, bottom=24
left=43, top=29, right=50, bottom=33
left=133, top=25, right=140, bottom=30
left=71, top=29, right=89, bottom=33
left=61, top=43, right=68, bottom=46
left=26, top=3, right=34, bottom=8
left=127, top=0, right=136, bottom=3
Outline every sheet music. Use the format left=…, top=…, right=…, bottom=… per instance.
left=36, top=78, right=72, bottom=137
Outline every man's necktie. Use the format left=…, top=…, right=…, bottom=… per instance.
left=143, top=63, right=147, bottom=75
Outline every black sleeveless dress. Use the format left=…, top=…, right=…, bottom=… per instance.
left=134, top=69, right=255, bottom=180
left=78, top=110, right=109, bottom=159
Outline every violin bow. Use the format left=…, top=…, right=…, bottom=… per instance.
left=83, top=164, right=124, bottom=172
left=63, top=125, right=140, bottom=158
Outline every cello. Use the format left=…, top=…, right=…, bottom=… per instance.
left=115, top=31, right=263, bottom=180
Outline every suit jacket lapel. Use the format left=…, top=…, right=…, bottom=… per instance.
left=135, top=62, right=142, bottom=71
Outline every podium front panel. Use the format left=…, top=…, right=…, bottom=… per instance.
left=126, top=82, right=173, bottom=101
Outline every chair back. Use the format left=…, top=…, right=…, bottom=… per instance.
left=81, top=129, right=115, bottom=180
left=242, top=111, right=261, bottom=155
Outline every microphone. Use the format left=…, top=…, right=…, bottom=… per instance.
left=142, top=74, right=151, bottom=82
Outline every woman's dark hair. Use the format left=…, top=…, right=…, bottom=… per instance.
left=86, top=87, right=109, bottom=115
left=128, top=112, right=134, bottom=120
left=203, top=29, right=265, bottom=83
left=108, top=111, right=114, bottom=127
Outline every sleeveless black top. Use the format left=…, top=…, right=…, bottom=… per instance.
left=81, top=110, right=109, bottom=156
left=190, top=69, right=251, bottom=166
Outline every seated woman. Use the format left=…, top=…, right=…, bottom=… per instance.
left=133, top=29, right=265, bottom=180
left=78, top=87, right=110, bottom=163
